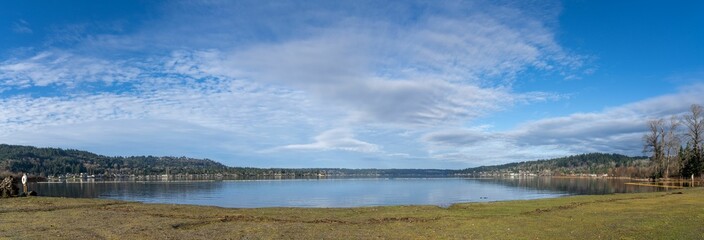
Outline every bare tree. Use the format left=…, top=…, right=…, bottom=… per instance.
left=643, top=119, right=664, bottom=177
left=663, top=115, right=680, bottom=179
left=683, top=104, right=703, bottom=177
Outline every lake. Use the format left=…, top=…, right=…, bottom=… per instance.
left=28, top=177, right=661, bottom=208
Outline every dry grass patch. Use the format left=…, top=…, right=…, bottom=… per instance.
left=1, top=188, right=703, bottom=239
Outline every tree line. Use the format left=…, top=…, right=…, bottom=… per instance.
left=643, top=104, right=703, bottom=179
left=0, top=142, right=678, bottom=179
left=458, top=153, right=650, bottom=177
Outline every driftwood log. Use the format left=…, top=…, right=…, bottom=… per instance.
left=0, top=176, right=19, bottom=198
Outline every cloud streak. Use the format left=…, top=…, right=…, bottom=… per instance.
left=0, top=51, right=140, bottom=88
left=279, top=128, right=381, bottom=153
left=422, top=84, right=704, bottom=164
left=12, top=20, right=33, bottom=34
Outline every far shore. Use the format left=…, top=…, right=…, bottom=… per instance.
left=24, top=174, right=703, bottom=182
left=1, top=187, right=703, bottom=239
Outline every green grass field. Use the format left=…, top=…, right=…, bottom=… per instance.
left=1, top=188, right=703, bottom=239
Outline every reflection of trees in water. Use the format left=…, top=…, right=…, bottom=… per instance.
left=29, top=181, right=225, bottom=198
left=29, top=177, right=663, bottom=199
left=474, top=177, right=662, bottom=195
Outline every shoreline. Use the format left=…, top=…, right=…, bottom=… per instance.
left=2, top=188, right=703, bottom=239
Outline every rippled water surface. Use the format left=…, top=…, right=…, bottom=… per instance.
left=29, top=177, right=661, bottom=208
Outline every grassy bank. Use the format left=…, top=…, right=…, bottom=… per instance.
left=1, top=189, right=703, bottom=239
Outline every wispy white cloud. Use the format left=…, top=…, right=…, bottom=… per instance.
left=0, top=50, right=141, bottom=88
left=510, top=84, right=704, bottom=152
left=279, top=128, right=380, bottom=153
left=46, top=21, right=128, bottom=47
left=12, top=20, right=33, bottom=34
left=5, top=119, right=239, bottom=157
left=422, top=84, right=704, bottom=164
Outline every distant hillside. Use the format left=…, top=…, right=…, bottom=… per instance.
left=0, top=144, right=228, bottom=177
left=458, top=153, right=650, bottom=176
left=0, top=144, right=455, bottom=178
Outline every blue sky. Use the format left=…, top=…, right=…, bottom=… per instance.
left=1, top=0, right=703, bottom=169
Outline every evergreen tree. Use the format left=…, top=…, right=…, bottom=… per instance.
left=683, top=104, right=703, bottom=178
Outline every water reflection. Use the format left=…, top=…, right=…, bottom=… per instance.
left=474, top=177, right=662, bottom=195
left=30, top=180, right=224, bottom=200
left=28, top=177, right=662, bottom=208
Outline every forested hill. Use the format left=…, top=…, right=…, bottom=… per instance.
left=458, top=153, right=650, bottom=176
left=0, top=144, right=228, bottom=177
left=0, top=144, right=452, bottom=178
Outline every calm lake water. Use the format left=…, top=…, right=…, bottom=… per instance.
left=28, top=177, right=661, bottom=208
